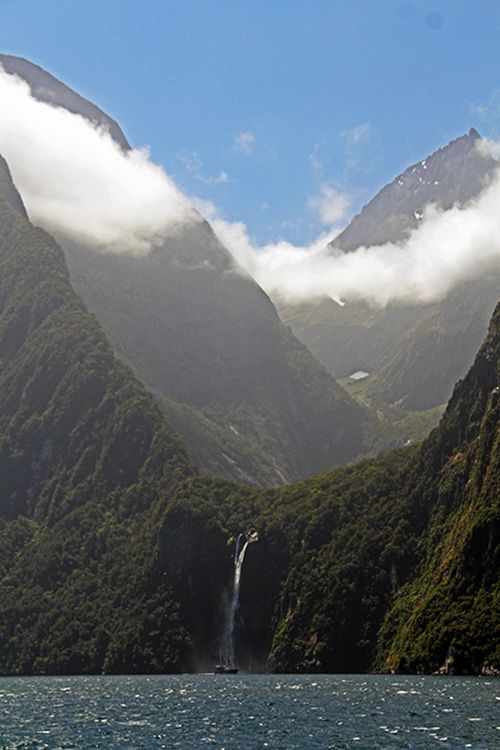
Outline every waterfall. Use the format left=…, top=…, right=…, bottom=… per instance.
left=222, top=532, right=251, bottom=666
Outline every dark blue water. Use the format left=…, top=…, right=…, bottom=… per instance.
left=0, top=674, right=498, bottom=749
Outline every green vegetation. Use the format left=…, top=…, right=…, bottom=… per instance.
left=343, top=376, right=445, bottom=450
left=0, top=184, right=193, bottom=673
left=367, top=278, right=500, bottom=410
left=0, top=161, right=497, bottom=676
left=62, top=214, right=370, bottom=488
left=376, top=304, right=500, bottom=674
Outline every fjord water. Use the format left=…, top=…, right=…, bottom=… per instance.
left=0, top=675, right=497, bottom=749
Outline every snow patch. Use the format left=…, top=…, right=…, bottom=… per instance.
left=348, top=370, right=370, bottom=381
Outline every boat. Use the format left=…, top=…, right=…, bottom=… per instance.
left=214, top=664, right=238, bottom=674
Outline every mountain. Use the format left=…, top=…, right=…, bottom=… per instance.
left=0, top=155, right=27, bottom=219
left=165, top=302, right=499, bottom=675
left=0, top=56, right=370, bottom=486
left=0, top=152, right=497, bottom=675
left=0, top=156, right=199, bottom=672
left=331, top=128, right=495, bottom=252
left=377, top=301, right=499, bottom=674
left=367, top=277, right=500, bottom=409
left=63, top=223, right=369, bottom=486
left=279, top=130, right=500, bottom=416
left=0, top=54, right=130, bottom=150
left=267, top=302, right=499, bottom=674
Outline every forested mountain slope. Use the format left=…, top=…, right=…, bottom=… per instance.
left=0, top=55, right=370, bottom=487
left=134, top=302, right=500, bottom=675
left=63, top=222, right=368, bottom=486
left=263, top=301, right=499, bottom=675
left=0, top=153, right=497, bottom=674
left=0, top=157, right=196, bottom=672
left=377, top=301, right=499, bottom=673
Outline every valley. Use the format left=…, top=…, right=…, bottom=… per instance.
left=0, top=56, right=497, bottom=677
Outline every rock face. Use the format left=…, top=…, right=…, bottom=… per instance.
left=1, top=56, right=369, bottom=487
left=0, top=154, right=27, bottom=218
left=279, top=130, right=500, bottom=412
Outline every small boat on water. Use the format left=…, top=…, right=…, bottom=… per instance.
left=214, top=664, right=238, bottom=674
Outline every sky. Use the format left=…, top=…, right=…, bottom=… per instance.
left=1, top=0, right=500, bottom=246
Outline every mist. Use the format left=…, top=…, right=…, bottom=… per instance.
left=0, top=67, right=195, bottom=254
left=0, top=64, right=499, bottom=307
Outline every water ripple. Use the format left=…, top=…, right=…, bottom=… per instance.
left=0, top=674, right=497, bottom=749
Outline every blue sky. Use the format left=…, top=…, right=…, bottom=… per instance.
left=1, top=0, right=500, bottom=244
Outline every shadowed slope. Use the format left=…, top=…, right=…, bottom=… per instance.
left=1, top=55, right=369, bottom=486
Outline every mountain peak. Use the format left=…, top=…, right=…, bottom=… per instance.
left=330, top=128, right=496, bottom=253
left=0, top=54, right=130, bottom=151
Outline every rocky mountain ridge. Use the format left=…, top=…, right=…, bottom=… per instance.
left=331, top=127, right=496, bottom=252
left=280, top=128, right=500, bottom=416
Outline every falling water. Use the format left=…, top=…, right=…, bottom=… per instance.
left=222, top=532, right=252, bottom=666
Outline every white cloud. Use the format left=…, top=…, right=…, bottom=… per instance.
left=177, top=148, right=203, bottom=174
left=192, top=196, right=337, bottom=289
left=308, top=143, right=324, bottom=174
left=1, top=64, right=499, bottom=310
left=197, top=170, right=230, bottom=186
left=234, top=131, right=255, bottom=156
left=341, top=123, right=372, bottom=168
left=308, top=183, right=351, bottom=226
left=476, top=136, right=500, bottom=160
left=471, top=88, right=500, bottom=131
left=196, top=166, right=500, bottom=308
left=0, top=67, right=195, bottom=255
left=342, top=122, right=371, bottom=146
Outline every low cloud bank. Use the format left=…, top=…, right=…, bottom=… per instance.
left=200, top=165, right=500, bottom=307
left=0, top=67, right=194, bottom=254
left=0, top=64, right=499, bottom=306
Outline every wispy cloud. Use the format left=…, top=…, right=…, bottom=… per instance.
left=341, top=122, right=372, bottom=167
left=341, top=122, right=371, bottom=146
left=234, top=131, right=255, bottom=156
left=197, top=170, right=230, bottom=186
left=177, top=148, right=203, bottom=174
left=177, top=149, right=230, bottom=186
left=471, top=89, right=500, bottom=135
left=308, top=183, right=351, bottom=226
left=308, top=143, right=324, bottom=174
